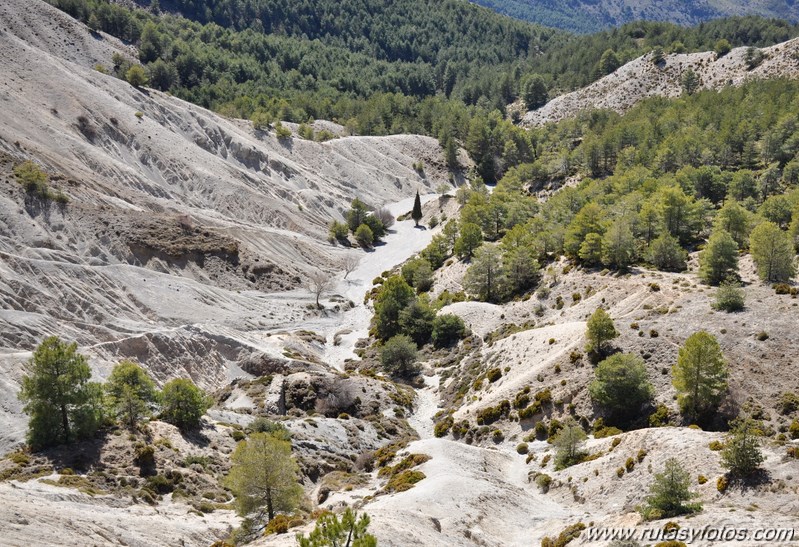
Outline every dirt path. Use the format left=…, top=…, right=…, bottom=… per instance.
left=310, top=194, right=438, bottom=370
left=364, top=350, right=577, bottom=546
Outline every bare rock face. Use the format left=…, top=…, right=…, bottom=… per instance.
left=522, top=38, right=799, bottom=126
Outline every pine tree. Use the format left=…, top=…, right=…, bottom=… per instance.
left=454, top=222, right=483, bottom=259
left=19, top=337, right=104, bottom=449
left=749, top=221, right=796, bottom=283
left=521, top=74, right=548, bottom=110
left=647, top=233, right=687, bottom=272
left=699, top=229, right=739, bottom=285
left=597, top=49, right=620, bottom=75
left=464, top=245, right=505, bottom=302
left=589, top=353, right=654, bottom=422
left=297, top=508, right=377, bottom=547
left=412, top=190, right=423, bottom=227
left=672, top=331, right=728, bottom=423
left=159, top=379, right=210, bottom=431
left=106, top=361, right=157, bottom=429
left=641, top=458, right=701, bottom=520
left=347, top=198, right=369, bottom=232
left=224, top=433, right=303, bottom=537
left=601, top=219, right=636, bottom=270
left=380, top=335, right=419, bottom=377
left=553, top=418, right=587, bottom=470
left=374, top=276, right=415, bottom=340
left=585, top=308, right=618, bottom=357
left=125, top=64, right=149, bottom=88
left=721, top=416, right=764, bottom=478
left=713, top=200, right=752, bottom=248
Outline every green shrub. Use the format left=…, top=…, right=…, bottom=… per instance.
left=384, top=470, right=425, bottom=492
left=328, top=220, right=349, bottom=242
left=516, top=442, right=529, bottom=454
left=274, top=121, right=292, bottom=139
left=125, top=64, right=149, bottom=87
left=183, top=455, right=211, bottom=469
left=434, top=415, right=454, bottom=438
left=476, top=400, right=510, bottom=425
left=789, top=420, right=799, bottom=439
left=380, top=335, right=419, bottom=378
left=649, top=404, right=671, bottom=427
left=133, top=443, right=155, bottom=467
left=513, top=391, right=531, bottom=409
left=774, top=283, right=792, bottom=295
left=297, top=123, right=314, bottom=140
left=486, top=367, right=502, bottom=383
left=9, top=451, right=30, bottom=466
left=594, top=426, right=623, bottom=438
left=264, top=513, right=291, bottom=534
left=712, top=281, right=745, bottom=312
left=14, top=161, right=51, bottom=199
left=534, top=473, right=552, bottom=493
left=431, top=314, right=466, bottom=347
left=248, top=418, right=291, bottom=440
left=541, top=522, right=586, bottom=547
left=778, top=392, right=799, bottom=415
left=535, top=389, right=553, bottom=405
left=146, top=474, right=173, bottom=494
left=355, top=224, right=374, bottom=247
left=534, top=421, right=547, bottom=439
left=547, top=419, right=563, bottom=440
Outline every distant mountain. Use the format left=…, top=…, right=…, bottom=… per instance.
left=471, top=0, right=799, bottom=33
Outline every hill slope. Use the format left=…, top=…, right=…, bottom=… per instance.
left=522, top=38, right=799, bottom=126
left=472, top=0, right=799, bottom=33
left=0, top=0, right=451, bottom=447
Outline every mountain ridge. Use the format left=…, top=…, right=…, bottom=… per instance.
left=472, top=0, right=799, bottom=33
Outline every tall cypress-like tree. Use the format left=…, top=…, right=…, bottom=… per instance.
left=412, top=190, right=423, bottom=227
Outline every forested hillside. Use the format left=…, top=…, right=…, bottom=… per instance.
left=46, top=0, right=799, bottom=185
left=439, top=79, right=799, bottom=305
left=471, top=0, right=799, bottom=34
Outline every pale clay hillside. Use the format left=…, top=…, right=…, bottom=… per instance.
left=1, top=1, right=799, bottom=547
left=522, top=38, right=799, bottom=127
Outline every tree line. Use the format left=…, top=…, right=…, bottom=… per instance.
left=19, top=336, right=211, bottom=449
left=46, top=0, right=799, bottom=186
left=423, top=79, right=799, bottom=305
